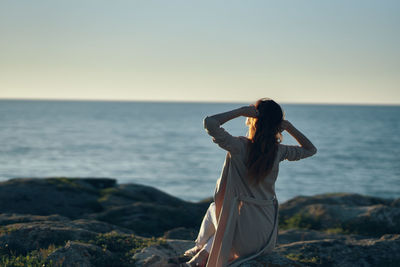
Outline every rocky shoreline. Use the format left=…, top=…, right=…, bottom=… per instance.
left=0, top=177, right=399, bottom=266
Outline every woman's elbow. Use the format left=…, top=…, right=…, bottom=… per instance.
left=203, top=116, right=216, bottom=130
left=304, top=146, right=317, bottom=157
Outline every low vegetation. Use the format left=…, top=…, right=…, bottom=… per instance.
left=0, top=232, right=164, bottom=267
left=0, top=244, right=59, bottom=267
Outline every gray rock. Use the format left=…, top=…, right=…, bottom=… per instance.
left=88, top=202, right=208, bottom=237
left=131, top=234, right=400, bottom=267
left=99, top=183, right=185, bottom=208
left=47, top=241, right=113, bottom=267
left=0, top=213, right=68, bottom=225
left=129, top=212, right=400, bottom=267
left=163, top=227, right=198, bottom=240
left=277, top=228, right=368, bottom=245
left=391, top=197, right=400, bottom=207
left=238, top=252, right=304, bottom=267
left=133, top=239, right=194, bottom=267
left=0, top=178, right=210, bottom=237
left=1, top=178, right=399, bottom=266
left=0, top=214, right=132, bottom=254
left=260, top=233, right=400, bottom=267
left=0, top=178, right=105, bottom=218
left=279, top=192, right=400, bottom=236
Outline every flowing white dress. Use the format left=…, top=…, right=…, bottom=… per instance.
left=202, top=116, right=315, bottom=267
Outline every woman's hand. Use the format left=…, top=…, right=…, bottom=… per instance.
left=241, top=105, right=259, bottom=118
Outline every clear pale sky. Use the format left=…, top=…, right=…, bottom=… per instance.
left=1, top=0, right=399, bottom=104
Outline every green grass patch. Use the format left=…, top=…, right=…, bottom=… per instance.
left=47, top=177, right=81, bottom=187
left=98, top=187, right=143, bottom=203
left=279, top=213, right=322, bottom=230
left=0, top=244, right=60, bottom=267
left=45, top=177, right=100, bottom=196
left=98, top=187, right=120, bottom=202
left=323, top=227, right=351, bottom=235
left=286, top=253, right=320, bottom=264
left=279, top=213, right=355, bottom=236
left=86, top=232, right=166, bottom=266
left=0, top=232, right=164, bottom=267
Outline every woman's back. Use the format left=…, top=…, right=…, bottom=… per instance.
left=207, top=136, right=277, bottom=263
left=186, top=101, right=317, bottom=267
left=207, top=135, right=317, bottom=265
left=233, top=137, right=315, bottom=200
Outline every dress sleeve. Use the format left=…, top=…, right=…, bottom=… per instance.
left=203, top=116, right=242, bottom=154
left=278, top=144, right=316, bottom=162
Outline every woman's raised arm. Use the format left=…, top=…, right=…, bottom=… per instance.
left=204, top=105, right=258, bottom=126
left=281, top=120, right=317, bottom=155
left=203, top=105, right=258, bottom=154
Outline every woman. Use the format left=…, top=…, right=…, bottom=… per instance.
left=184, top=98, right=317, bottom=267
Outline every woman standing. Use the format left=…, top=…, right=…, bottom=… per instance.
left=184, top=98, right=317, bottom=267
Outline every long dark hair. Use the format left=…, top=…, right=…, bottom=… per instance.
left=245, top=98, right=284, bottom=184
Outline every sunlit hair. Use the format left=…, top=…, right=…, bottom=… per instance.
left=245, top=98, right=284, bottom=184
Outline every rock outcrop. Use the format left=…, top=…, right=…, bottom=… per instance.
left=0, top=177, right=399, bottom=266
left=278, top=192, right=400, bottom=237
left=244, top=230, right=400, bottom=266
left=0, top=177, right=210, bottom=237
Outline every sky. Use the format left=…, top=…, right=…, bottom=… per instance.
left=0, top=0, right=399, bottom=105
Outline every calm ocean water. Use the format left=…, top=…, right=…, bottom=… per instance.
left=0, top=100, right=399, bottom=203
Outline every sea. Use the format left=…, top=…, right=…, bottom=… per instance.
left=0, top=99, right=399, bottom=203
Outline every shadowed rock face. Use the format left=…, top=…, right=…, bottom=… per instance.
left=278, top=192, right=400, bottom=237
left=0, top=214, right=133, bottom=255
left=0, top=178, right=105, bottom=218
left=0, top=178, right=399, bottom=266
left=241, top=233, right=400, bottom=267
left=132, top=233, right=400, bottom=267
left=0, top=177, right=210, bottom=237
left=47, top=241, right=115, bottom=267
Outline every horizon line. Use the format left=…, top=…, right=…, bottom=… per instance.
left=0, top=97, right=399, bottom=107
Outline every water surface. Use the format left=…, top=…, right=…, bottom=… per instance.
left=1, top=100, right=399, bottom=202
